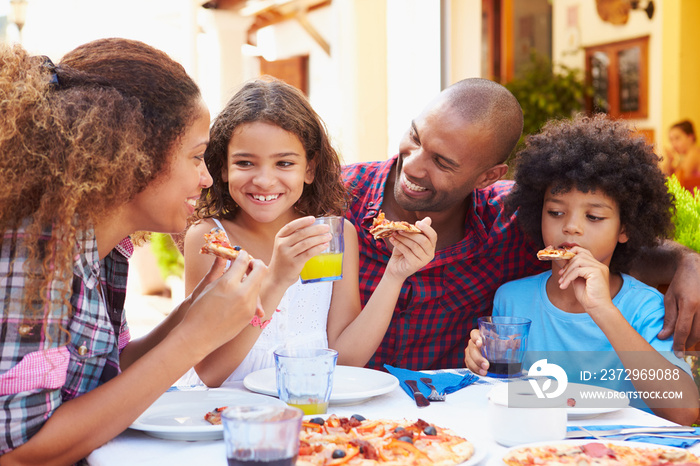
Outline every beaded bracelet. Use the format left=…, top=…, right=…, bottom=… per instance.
left=250, top=309, right=280, bottom=330
left=250, top=315, right=271, bottom=330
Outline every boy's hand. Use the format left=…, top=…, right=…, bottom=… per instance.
left=384, top=217, right=436, bottom=280
left=557, top=247, right=613, bottom=315
left=464, top=328, right=490, bottom=376
left=268, top=216, right=331, bottom=286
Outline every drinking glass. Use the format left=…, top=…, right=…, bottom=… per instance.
left=222, top=405, right=303, bottom=466
left=478, top=316, right=531, bottom=378
left=300, top=216, right=344, bottom=283
left=274, top=347, right=338, bottom=415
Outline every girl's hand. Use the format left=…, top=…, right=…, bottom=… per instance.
left=557, top=247, right=613, bottom=315
left=385, top=217, right=436, bottom=280
left=268, top=216, right=332, bottom=286
left=181, top=252, right=268, bottom=355
left=464, top=329, right=489, bottom=376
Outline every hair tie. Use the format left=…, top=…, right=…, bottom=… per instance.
left=39, top=55, right=60, bottom=88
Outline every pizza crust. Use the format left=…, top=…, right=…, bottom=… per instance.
left=537, top=247, right=575, bottom=261
left=369, top=211, right=422, bottom=240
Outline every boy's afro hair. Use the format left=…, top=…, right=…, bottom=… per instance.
left=505, top=114, right=674, bottom=273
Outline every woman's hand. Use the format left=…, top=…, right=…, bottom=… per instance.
left=384, top=217, right=437, bottom=280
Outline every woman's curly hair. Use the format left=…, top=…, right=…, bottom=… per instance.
left=197, top=76, right=346, bottom=221
left=505, top=114, right=674, bottom=273
left=0, top=39, right=201, bottom=326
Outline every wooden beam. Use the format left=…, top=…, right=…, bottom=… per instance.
left=294, top=9, right=330, bottom=55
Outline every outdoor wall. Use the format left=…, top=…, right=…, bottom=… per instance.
left=445, top=0, right=482, bottom=86
left=661, top=0, right=700, bottom=150
left=552, top=0, right=661, bottom=147
left=197, top=9, right=253, bottom=118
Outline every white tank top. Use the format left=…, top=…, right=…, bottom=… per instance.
left=178, top=218, right=333, bottom=387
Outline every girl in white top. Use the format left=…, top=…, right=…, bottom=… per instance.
left=183, top=77, right=437, bottom=387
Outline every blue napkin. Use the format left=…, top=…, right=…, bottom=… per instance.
left=384, top=365, right=479, bottom=400
left=567, top=425, right=700, bottom=448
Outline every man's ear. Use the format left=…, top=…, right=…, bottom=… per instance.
left=475, top=163, right=508, bottom=189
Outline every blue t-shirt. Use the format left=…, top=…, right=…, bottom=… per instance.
left=493, top=271, right=690, bottom=410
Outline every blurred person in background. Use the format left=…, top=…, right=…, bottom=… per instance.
left=663, top=119, right=700, bottom=192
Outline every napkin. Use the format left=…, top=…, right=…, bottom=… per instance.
left=567, top=425, right=700, bottom=448
left=384, top=365, right=479, bottom=401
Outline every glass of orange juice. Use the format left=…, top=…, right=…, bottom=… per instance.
left=300, top=216, right=344, bottom=284
left=274, top=348, right=338, bottom=415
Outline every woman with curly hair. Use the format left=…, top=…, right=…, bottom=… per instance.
left=182, top=77, right=436, bottom=387
left=0, top=40, right=266, bottom=464
left=465, top=114, right=699, bottom=425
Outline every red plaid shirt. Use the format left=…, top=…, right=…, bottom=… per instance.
left=342, top=156, right=546, bottom=370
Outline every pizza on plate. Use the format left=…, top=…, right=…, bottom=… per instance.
left=503, top=441, right=700, bottom=466
left=536, top=246, right=575, bottom=261
left=200, top=227, right=252, bottom=261
left=369, top=211, right=421, bottom=240
left=296, top=414, right=474, bottom=466
left=203, top=406, right=227, bottom=425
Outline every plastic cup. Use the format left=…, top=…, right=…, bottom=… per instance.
left=300, top=216, right=344, bottom=283
left=273, top=348, right=338, bottom=415
left=222, top=405, right=303, bottom=466
left=478, top=316, right=531, bottom=378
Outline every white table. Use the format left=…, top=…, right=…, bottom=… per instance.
left=87, top=377, right=694, bottom=465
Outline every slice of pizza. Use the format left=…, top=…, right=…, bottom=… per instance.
left=200, top=227, right=251, bottom=261
left=369, top=211, right=421, bottom=240
left=203, top=406, right=227, bottom=425
left=537, top=246, right=575, bottom=261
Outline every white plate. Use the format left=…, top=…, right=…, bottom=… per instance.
left=461, top=442, right=487, bottom=466
left=563, top=383, right=629, bottom=419
left=244, top=365, right=399, bottom=406
left=495, top=439, right=692, bottom=465
left=129, top=388, right=286, bottom=441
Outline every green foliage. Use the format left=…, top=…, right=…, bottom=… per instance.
left=504, top=52, right=592, bottom=166
left=667, top=175, right=700, bottom=253
left=150, top=233, right=185, bottom=279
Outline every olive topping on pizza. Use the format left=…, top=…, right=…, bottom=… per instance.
left=200, top=227, right=252, bottom=261
left=369, top=211, right=422, bottom=240
left=537, top=246, right=575, bottom=261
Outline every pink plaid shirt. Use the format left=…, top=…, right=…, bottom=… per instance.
left=0, top=222, right=132, bottom=453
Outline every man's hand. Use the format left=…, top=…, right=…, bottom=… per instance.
left=658, top=252, right=700, bottom=354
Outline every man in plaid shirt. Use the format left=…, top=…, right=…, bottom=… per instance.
left=343, top=78, right=700, bottom=371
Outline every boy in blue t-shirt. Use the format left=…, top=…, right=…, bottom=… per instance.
left=465, top=114, right=699, bottom=425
